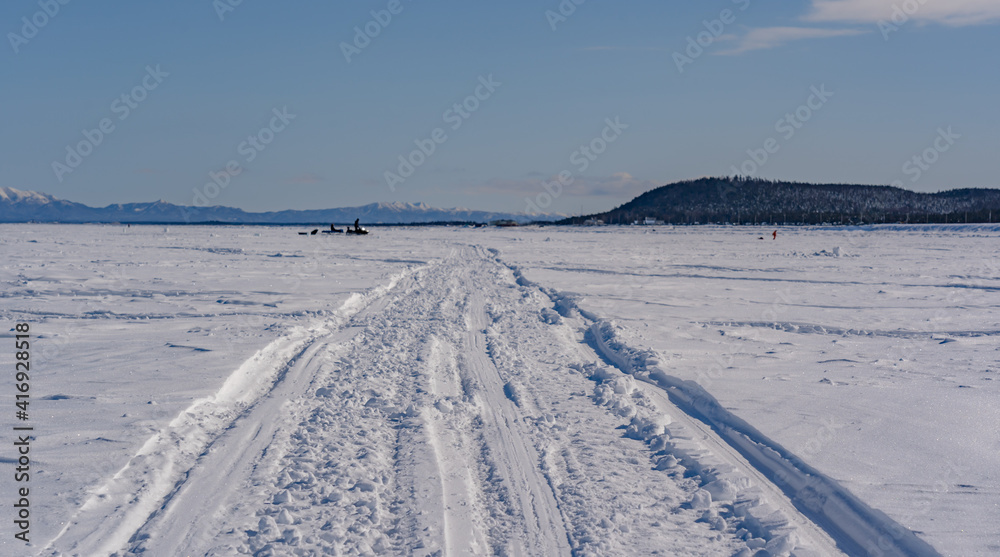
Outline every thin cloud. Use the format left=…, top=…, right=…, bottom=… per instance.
left=581, top=46, right=669, bottom=52
left=429, top=165, right=468, bottom=174
left=582, top=172, right=660, bottom=196
left=476, top=172, right=657, bottom=198
left=721, top=1, right=1000, bottom=56
left=717, top=26, right=866, bottom=55
left=806, top=0, right=1000, bottom=26
left=287, top=173, right=323, bottom=184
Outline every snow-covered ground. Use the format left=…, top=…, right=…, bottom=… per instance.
left=0, top=223, right=996, bottom=556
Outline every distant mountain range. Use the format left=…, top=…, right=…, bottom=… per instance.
left=8, top=179, right=999, bottom=227
left=561, top=177, right=1000, bottom=225
left=0, top=188, right=560, bottom=225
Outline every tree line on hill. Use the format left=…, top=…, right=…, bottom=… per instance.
left=560, top=177, right=1000, bottom=225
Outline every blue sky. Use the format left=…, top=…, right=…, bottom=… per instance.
left=3, top=0, right=998, bottom=215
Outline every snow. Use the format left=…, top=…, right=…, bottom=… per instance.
left=486, top=224, right=1000, bottom=556
left=1, top=223, right=996, bottom=556
left=0, top=188, right=55, bottom=204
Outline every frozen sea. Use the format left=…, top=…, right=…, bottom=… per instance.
left=1, top=223, right=997, bottom=556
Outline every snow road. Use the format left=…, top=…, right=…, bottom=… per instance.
left=3, top=224, right=986, bottom=555
left=31, top=242, right=925, bottom=556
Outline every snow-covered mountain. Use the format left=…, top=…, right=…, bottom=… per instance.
left=0, top=187, right=100, bottom=222
left=0, top=188, right=559, bottom=224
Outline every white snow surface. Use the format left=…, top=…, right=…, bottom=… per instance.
left=0, top=223, right=996, bottom=556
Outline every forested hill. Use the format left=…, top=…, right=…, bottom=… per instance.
left=561, top=177, right=1000, bottom=225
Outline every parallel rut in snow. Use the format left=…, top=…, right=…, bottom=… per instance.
left=43, top=245, right=913, bottom=557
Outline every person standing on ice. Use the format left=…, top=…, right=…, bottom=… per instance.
left=773, top=230, right=777, bottom=240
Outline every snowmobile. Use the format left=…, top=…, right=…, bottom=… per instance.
left=346, top=218, right=368, bottom=235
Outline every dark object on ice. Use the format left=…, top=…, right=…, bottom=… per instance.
left=773, top=230, right=777, bottom=240
left=758, top=236, right=765, bottom=240
left=298, top=232, right=308, bottom=235
left=331, top=224, right=343, bottom=233
left=347, top=218, right=368, bottom=235
left=310, top=229, right=319, bottom=235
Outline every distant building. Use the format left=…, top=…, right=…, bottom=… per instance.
left=643, top=217, right=663, bottom=225
left=583, top=218, right=605, bottom=226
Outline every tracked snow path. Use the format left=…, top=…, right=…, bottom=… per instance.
left=37, top=244, right=935, bottom=556
left=39, top=266, right=422, bottom=556
left=109, top=325, right=366, bottom=556
left=460, top=273, right=571, bottom=556
left=501, top=257, right=942, bottom=557
left=582, top=318, right=944, bottom=557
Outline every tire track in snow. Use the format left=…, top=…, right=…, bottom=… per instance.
left=478, top=254, right=754, bottom=555
left=424, top=246, right=775, bottom=555
left=496, top=254, right=941, bottom=557
left=38, top=265, right=426, bottom=557
left=461, top=266, right=572, bottom=556
left=632, top=374, right=845, bottom=556
left=42, top=244, right=882, bottom=556
left=427, top=335, right=462, bottom=399
left=395, top=313, right=490, bottom=554
left=587, top=319, right=942, bottom=557
left=204, top=247, right=552, bottom=555
left=420, top=334, right=490, bottom=555
left=119, top=326, right=364, bottom=556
